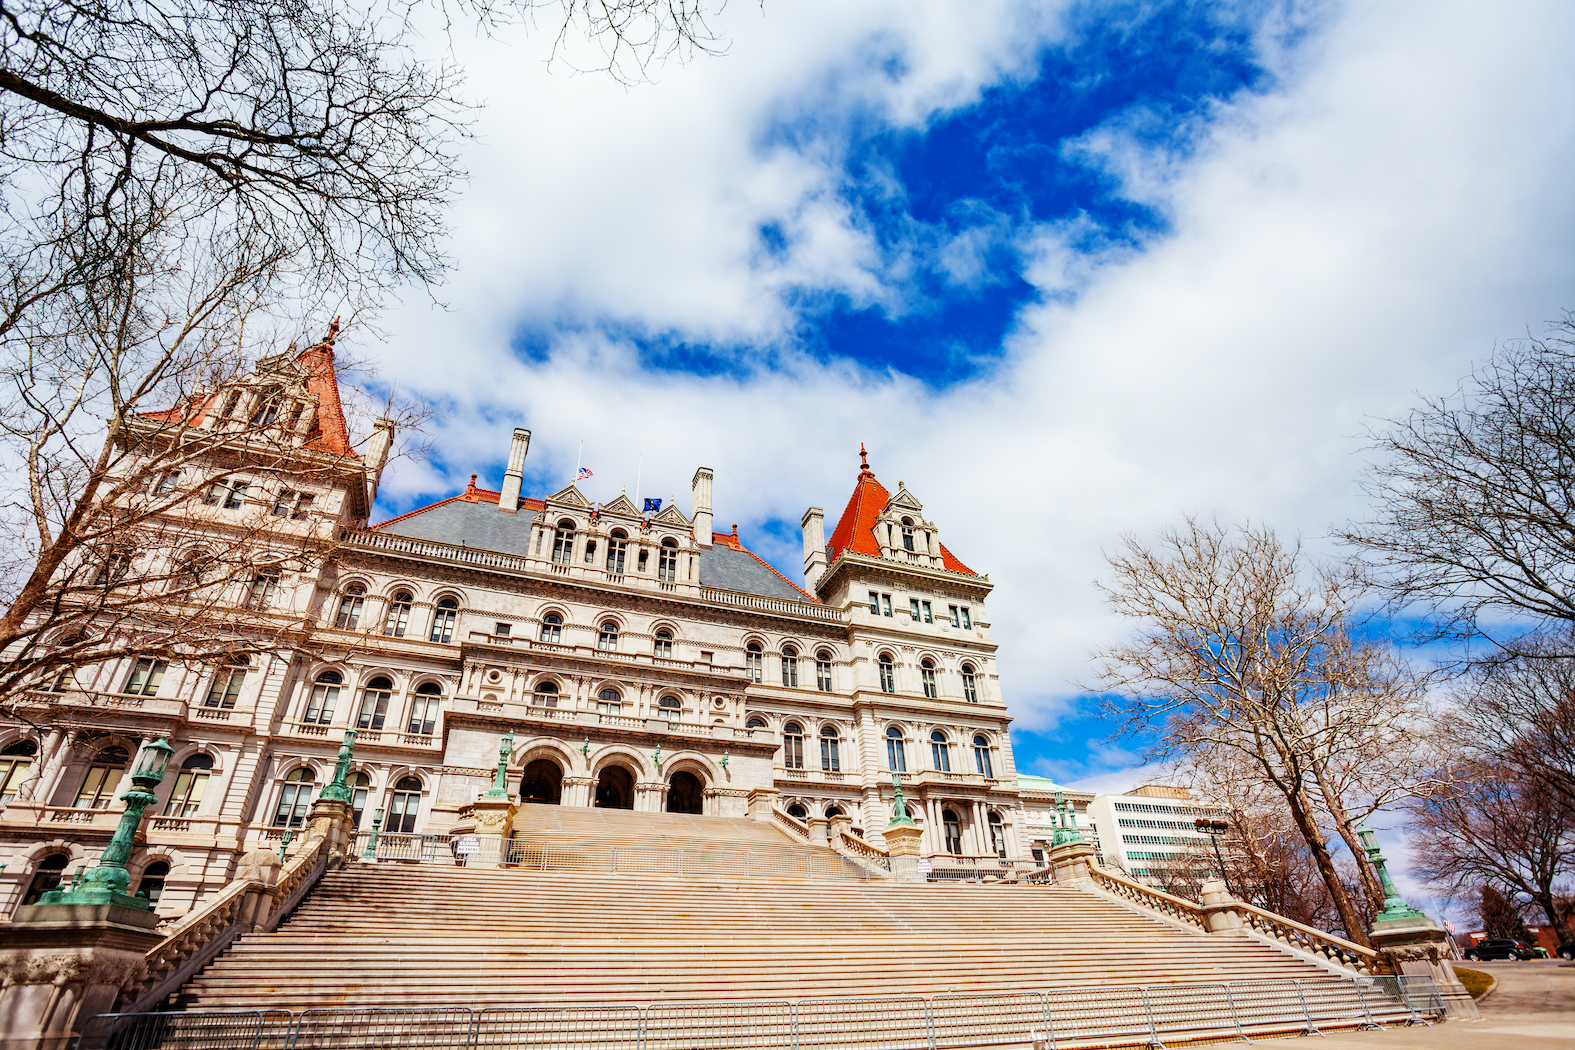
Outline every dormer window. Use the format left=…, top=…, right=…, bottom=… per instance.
left=658, top=539, right=679, bottom=582
left=606, top=530, right=627, bottom=574
left=251, top=390, right=283, bottom=426
left=552, top=520, right=575, bottom=565
left=901, top=519, right=915, bottom=552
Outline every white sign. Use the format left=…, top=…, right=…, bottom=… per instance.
left=454, top=835, right=481, bottom=855
left=915, top=858, right=933, bottom=874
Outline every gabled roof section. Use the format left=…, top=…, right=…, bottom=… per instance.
left=295, top=320, right=352, bottom=455
left=826, top=444, right=889, bottom=563
left=546, top=483, right=593, bottom=509
left=701, top=526, right=819, bottom=603
left=600, top=493, right=641, bottom=518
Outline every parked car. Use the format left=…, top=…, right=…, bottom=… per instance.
left=1463, top=938, right=1539, bottom=961
left=1557, top=940, right=1574, bottom=961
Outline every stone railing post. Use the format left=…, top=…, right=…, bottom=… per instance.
left=746, top=787, right=779, bottom=821
left=1197, top=879, right=1246, bottom=935
left=806, top=816, right=831, bottom=846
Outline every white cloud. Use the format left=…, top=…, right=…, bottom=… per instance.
left=365, top=0, right=1575, bottom=759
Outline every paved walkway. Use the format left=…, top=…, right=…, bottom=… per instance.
left=1313, top=960, right=1575, bottom=1048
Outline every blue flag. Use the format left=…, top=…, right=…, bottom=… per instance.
left=644, top=498, right=662, bottom=512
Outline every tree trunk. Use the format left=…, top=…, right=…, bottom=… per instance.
left=1282, top=784, right=1371, bottom=947
left=1309, top=757, right=1385, bottom=908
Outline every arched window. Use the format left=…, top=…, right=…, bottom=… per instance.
left=920, top=658, right=938, bottom=699
left=819, top=726, right=841, bottom=772
left=246, top=564, right=281, bottom=610
left=745, top=642, right=763, bottom=683
left=746, top=715, right=768, bottom=730
left=825, top=806, right=844, bottom=819
left=597, top=621, right=619, bottom=651
left=383, top=591, right=413, bottom=637
left=22, top=854, right=70, bottom=906
left=658, top=695, right=683, bottom=714
left=781, top=646, right=799, bottom=688
left=597, top=688, right=622, bottom=714
left=901, top=518, right=916, bottom=552
left=943, top=810, right=963, bottom=855
left=335, top=584, right=366, bottom=629
left=583, top=536, right=598, bottom=565
left=304, top=670, right=342, bottom=725
left=988, top=811, right=1007, bottom=859
left=408, top=682, right=441, bottom=735
left=637, top=547, right=649, bottom=573
left=885, top=727, right=906, bottom=773
left=973, top=735, right=994, bottom=778
left=348, top=771, right=371, bottom=828
left=961, top=663, right=979, bottom=703
left=251, top=388, right=283, bottom=425
left=606, top=530, right=627, bottom=574
left=75, top=745, right=130, bottom=808
left=658, top=538, right=679, bottom=582
left=539, top=612, right=563, bottom=644
left=552, top=520, right=576, bottom=565
left=815, top=651, right=833, bottom=692
left=135, top=861, right=170, bottom=905
left=531, top=680, right=560, bottom=709
left=123, top=658, right=167, bottom=697
left=164, top=753, right=214, bottom=816
left=930, top=730, right=951, bottom=772
left=205, top=655, right=248, bottom=709
left=787, top=803, right=809, bottom=820
left=653, top=629, right=673, bottom=658
left=0, top=740, right=37, bottom=801
left=386, top=776, right=423, bottom=834
left=782, top=722, right=805, bottom=770
left=356, top=675, right=393, bottom=730
left=272, top=768, right=315, bottom=827
left=878, top=654, right=896, bottom=693
left=429, top=598, right=458, bottom=643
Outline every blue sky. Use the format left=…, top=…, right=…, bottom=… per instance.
left=361, top=0, right=1575, bottom=907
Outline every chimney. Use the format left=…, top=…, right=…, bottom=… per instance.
left=497, top=428, right=531, bottom=512
left=363, top=417, right=396, bottom=509
left=692, top=467, right=714, bottom=547
left=801, top=506, right=827, bottom=590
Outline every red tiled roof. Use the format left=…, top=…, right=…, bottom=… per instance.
left=826, top=445, right=977, bottom=576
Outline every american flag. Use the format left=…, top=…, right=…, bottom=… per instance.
left=576, top=467, right=593, bottom=481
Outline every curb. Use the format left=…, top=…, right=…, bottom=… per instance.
left=1451, top=963, right=1498, bottom=1004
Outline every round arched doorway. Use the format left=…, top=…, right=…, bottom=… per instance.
left=519, top=758, right=562, bottom=805
left=666, top=770, right=704, bottom=814
left=594, top=765, right=635, bottom=810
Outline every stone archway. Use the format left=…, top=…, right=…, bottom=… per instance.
left=666, top=770, right=704, bottom=814
left=519, top=758, right=563, bottom=805
left=594, top=765, right=635, bottom=810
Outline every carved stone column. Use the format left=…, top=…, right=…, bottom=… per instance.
left=0, top=903, right=162, bottom=1050
left=561, top=776, right=595, bottom=808
left=467, top=796, right=519, bottom=869
left=1197, top=880, right=1246, bottom=935
left=1369, top=916, right=1480, bottom=1019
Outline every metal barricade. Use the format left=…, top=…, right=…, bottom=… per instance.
left=372, top=833, right=460, bottom=864
left=77, top=1010, right=293, bottom=1050
left=1224, top=978, right=1317, bottom=1036
left=929, top=991, right=1048, bottom=1049
left=289, top=1007, right=475, bottom=1050
left=1144, top=982, right=1245, bottom=1045
left=475, top=1005, right=642, bottom=1050
left=1041, top=984, right=1151, bottom=1047
left=797, top=996, right=931, bottom=1050
left=643, top=1000, right=795, bottom=1050
left=1299, top=976, right=1375, bottom=1032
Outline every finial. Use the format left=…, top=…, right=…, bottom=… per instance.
left=859, top=443, right=870, bottom=474
left=467, top=473, right=477, bottom=493
left=325, top=315, right=341, bottom=346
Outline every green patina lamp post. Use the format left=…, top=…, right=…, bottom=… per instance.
left=486, top=731, right=514, bottom=798
left=1359, top=827, right=1427, bottom=921
left=40, top=735, right=174, bottom=910
left=360, top=807, right=385, bottom=860
left=318, top=730, right=358, bottom=803
left=889, top=772, right=914, bottom=825
left=1050, top=790, right=1086, bottom=848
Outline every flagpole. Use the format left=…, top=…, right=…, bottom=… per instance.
left=635, top=453, right=643, bottom=509
left=573, top=440, right=583, bottom=486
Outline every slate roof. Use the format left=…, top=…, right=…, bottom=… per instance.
left=373, top=485, right=815, bottom=604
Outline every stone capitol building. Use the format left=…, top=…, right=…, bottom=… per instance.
left=0, top=333, right=1064, bottom=916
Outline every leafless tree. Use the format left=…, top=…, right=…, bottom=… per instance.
left=1093, top=518, right=1434, bottom=945
left=1408, top=759, right=1575, bottom=944
left=1444, top=638, right=1575, bottom=809
left=1345, top=314, right=1575, bottom=656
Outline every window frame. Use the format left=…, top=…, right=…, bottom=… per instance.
left=782, top=722, right=805, bottom=770
left=429, top=598, right=459, bottom=643
left=920, top=659, right=938, bottom=699
left=383, top=591, right=413, bottom=637
left=930, top=730, right=951, bottom=772
left=878, top=655, right=896, bottom=694
left=819, top=726, right=841, bottom=772
left=885, top=727, right=906, bottom=773
left=815, top=652, right=834, bottom=692
left=781, top=646, right=799, bottom=688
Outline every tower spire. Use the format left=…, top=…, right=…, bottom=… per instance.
left=859, top=443, right=873, bottom=477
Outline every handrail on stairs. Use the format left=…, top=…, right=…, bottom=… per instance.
left=1085, top=861, right=1382, bottom=976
